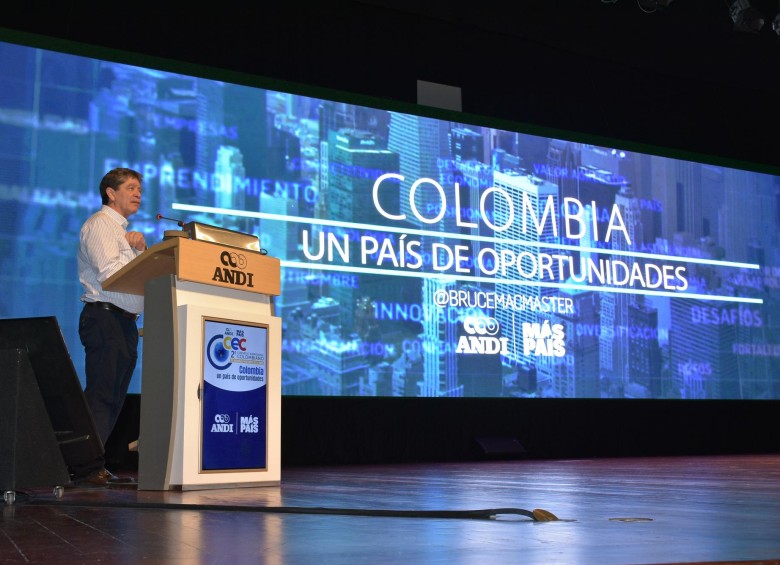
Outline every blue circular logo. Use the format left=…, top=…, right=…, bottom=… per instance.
left=206, top=334, right=232, bottom=370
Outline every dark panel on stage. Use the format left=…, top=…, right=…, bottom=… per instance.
left=0, top=316, right=103, bottom=473
left=0, top=348, right=71, bottom=491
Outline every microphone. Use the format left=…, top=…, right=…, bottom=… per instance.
left=156, top=214, right=184, bottom=227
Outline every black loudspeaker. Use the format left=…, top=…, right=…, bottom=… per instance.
left=0, top=316, right=104, bottom=484
left=0, top=348, right=71, bottom=491
left=473, top=436, right=527, bottom=460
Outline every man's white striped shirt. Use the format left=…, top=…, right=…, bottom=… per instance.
left=78, top=205, right=144, bottom=314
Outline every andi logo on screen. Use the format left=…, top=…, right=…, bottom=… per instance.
left=522, top=320, right=566, bottom=357
left=211, top=413, right=234, bottom=433
left=456, top=316, right=509, bottom=355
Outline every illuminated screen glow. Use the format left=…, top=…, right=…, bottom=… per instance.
left=1, top=38, right=779, bottom=400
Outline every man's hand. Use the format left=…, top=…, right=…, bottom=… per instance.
left=126, top=231, right=147, bottom=251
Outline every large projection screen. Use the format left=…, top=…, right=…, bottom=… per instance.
left=1, top=35, right=778, bottom=401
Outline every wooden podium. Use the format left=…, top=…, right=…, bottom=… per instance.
left=103, top=237, right=281, bottom=490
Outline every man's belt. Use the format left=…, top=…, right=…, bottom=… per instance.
left=85, top=301, right=140, bottom=321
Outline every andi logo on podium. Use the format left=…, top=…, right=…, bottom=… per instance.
left=201, top=318, right=269, bottom=471
left=211, top=250, right=256, bottom=288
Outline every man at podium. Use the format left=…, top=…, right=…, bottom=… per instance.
left=72, top=168, right=147, bottom=487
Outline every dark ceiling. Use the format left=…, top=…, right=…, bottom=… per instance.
left=2, top=0, right=779, bottom=169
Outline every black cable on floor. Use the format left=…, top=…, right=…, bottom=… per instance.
left=22, top=498, right=559, bottom=522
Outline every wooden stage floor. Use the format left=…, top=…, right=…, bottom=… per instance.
left=2, top=454, right=779, bottom=564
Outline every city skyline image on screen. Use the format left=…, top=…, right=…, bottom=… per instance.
left=0, top=38, right=778, bottom=400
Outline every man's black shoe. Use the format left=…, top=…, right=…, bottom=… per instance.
left=80, top=468, right=136, bottom=487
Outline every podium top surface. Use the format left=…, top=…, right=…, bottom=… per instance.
left=103, top=237, right=280, bottom=297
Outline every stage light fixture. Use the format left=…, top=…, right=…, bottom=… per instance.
left=729, top=0, right=766, bottom=33
left=636, top=0, right=674, bottom=13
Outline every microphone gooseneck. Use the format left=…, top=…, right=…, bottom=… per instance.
left=156, top=214, right=184, bottom=227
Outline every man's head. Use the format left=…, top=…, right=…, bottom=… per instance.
left=100, top=168, right=143, bottom=218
